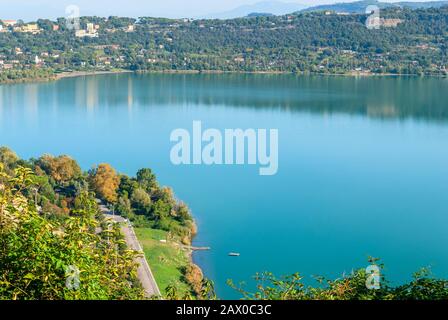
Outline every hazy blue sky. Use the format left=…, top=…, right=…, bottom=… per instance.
left=0, top=0, right=439, bottom=21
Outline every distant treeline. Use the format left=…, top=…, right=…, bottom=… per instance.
left=0, top=7, right=447, bottom=79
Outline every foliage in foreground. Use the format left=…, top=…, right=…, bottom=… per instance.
left=0, top=146, right=196, bottom=300
left=228, top=260, right=448, bottom=300
left=165, top=278, right=217, bottom=301
left=0, top=161, right=143, bottom=299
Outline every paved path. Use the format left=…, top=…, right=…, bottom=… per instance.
left=100, top=204, right=161, bottom=298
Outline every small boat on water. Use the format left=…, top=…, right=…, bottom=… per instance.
left=228, top=252, right=240, bottom=257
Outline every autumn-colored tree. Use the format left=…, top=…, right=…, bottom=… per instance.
left=184, top=264, right=204, bottom=296
left=89, top=164, right=120, bottom=204
left=37, top=154, right=82, bottom=185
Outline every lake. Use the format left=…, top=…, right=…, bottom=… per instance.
left=1, top=73, right=447, bottom=299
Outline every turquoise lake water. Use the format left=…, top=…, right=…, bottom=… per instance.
left=0, top=73, right=447, bottom=299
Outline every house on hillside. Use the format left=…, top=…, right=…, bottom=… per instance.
left=75, top=23, right=99, bottom=38
left=15, top=24, right=41, bottom=34
left=2, top=20, right=17, bottom=27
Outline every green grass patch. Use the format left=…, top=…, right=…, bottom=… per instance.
left=135, top=228, right=191, bottom=297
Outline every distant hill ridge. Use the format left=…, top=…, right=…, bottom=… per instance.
left=301, top=0, right=448, bottom=14
left=247, top=12, right=275, bottom=18
left=209, top=1, right=448, bottom=19
left=205, top=1, right=306, bottom=19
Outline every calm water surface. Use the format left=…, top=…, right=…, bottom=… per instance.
left=1, top=74, right=447, bottom=298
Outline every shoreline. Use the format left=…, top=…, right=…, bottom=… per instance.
left=1, top=68, right=447, bottom=86
left=55, top=69, right=134, bottom=80
left=139, top=69, right=448, bottom=78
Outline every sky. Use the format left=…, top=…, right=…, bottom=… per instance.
left=0, top=0, right=440, bottom=21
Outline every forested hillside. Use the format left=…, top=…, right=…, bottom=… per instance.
left=0, top=6, right=447, bottom=81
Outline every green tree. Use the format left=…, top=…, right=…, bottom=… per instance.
left=130, top=187, right=152, bottom=215
left=0, top=147, right=19, bottom=172
left=136, top=168, right=158, bottom=193
left=116, top=195, right=133, bottom=218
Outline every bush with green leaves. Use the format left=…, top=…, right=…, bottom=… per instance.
left=115, top=172, right=195, bottom=242
left=228, top=259, right=448, bottom=300
left=0, top=165, right=144, bottom=300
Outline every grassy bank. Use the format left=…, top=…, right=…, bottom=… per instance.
left=135, top=228, right=192, bottom=297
